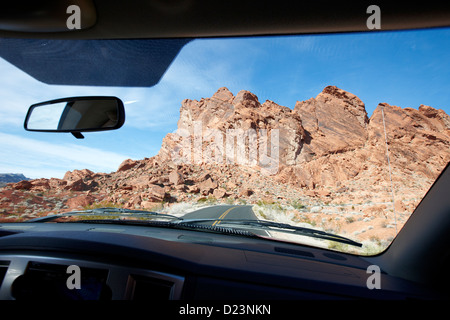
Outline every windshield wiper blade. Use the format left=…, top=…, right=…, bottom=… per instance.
left=178, top=218, right=362, bottom=247
left=42, top=217, right=258, bottom=238
left=27, top=207, right=182, bottom=223
left=26, top=209, right=361, bottom=247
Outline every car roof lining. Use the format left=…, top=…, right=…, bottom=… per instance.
left=0, top=1, right=449, bottom=40
left=1, top=1, right=450, bottom=87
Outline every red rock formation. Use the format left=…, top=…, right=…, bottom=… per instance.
left=293, top=85, right=369, bottom=162
left=1, top=85, right=449, bottom=243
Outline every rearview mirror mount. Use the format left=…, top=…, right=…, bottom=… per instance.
left=24, top=96, right=125, bottom=139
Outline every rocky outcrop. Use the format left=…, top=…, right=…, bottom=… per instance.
left=367, top=102, right=450, bottom=179
left=293, top=86, right=369, bottom=162
left=1, top=86, right=449, bottom=245
left=159, top=87, right=305, bottom=169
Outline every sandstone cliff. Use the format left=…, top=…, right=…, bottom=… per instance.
left=1, top=86, right=449, bottom=247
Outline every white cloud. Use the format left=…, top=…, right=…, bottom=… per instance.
left=0, top=38, right=256, bottom=133
left=0, top=132, right=130, bottom=179
left=122, top=38, right=264, bottom=127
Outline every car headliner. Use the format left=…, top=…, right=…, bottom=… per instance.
left=0, top=1, right=449, bottom=87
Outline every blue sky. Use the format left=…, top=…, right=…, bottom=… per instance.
left=1, top=27, right=449, bottom=179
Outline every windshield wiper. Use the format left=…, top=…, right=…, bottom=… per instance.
left=26, top=207, right=182, bottom=223
left=25, top=208, right=361, bottom=247
left=177, top=218, right=362, bottom=247
left=27, top=210, right=258, bottom=238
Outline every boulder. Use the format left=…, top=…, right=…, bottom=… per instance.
left=12, top=180, right=33, bottom=190
left=147, top=184, right=166, bottom=202
left=117, top=159, right=138, bottom=172
left=169, top=170, right=184, bottom=185
left=198, top=177, right=218, bottom=195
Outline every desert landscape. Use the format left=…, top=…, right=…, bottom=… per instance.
left=1, top=86, right=449, bottom=254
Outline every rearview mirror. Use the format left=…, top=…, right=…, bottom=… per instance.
left=24, top=96, right=125, bottom=139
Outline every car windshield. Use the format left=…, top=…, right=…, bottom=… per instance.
left=0, top=28, right=449, bottom=256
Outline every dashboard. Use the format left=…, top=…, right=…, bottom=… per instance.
left=0, top=222, right=444, bottom=300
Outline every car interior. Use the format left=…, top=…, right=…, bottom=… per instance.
left=0, top=0, right=449, bottom=310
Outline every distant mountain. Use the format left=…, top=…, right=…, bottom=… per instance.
left=0, top=173, right=30, bottom=187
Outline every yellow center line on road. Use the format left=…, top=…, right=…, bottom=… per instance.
left=212, top=206, right=237, bottom=226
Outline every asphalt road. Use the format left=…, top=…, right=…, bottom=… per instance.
left=181, top=204, right=269, bottom=236
left=182, top=205, right=257, bottom=222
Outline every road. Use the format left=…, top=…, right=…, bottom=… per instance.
left=181, top=204, right=269, bottom=236
left=182, top=205, right=257, bottom=223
